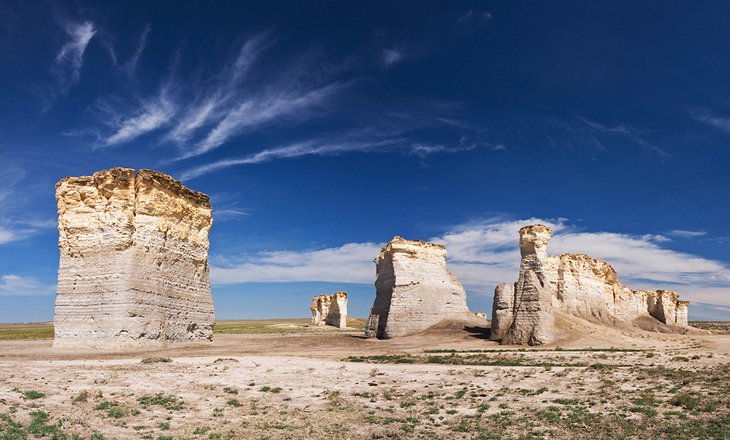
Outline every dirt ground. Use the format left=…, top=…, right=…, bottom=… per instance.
left=1, top=320, right=729, bottom=439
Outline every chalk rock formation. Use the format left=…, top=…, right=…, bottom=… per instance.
left=676, top=301, right=690, bottom=326
left=490, top=283, right=515, bottom=340
left=311, top=292, right=348, bottom=329
left=53, top=168, right=214, bottom=348
left=365, top=236, right=473, bottom=339
left=491, top=224, right=690, bottom=345
left=502, top=269, right=556, bottom=345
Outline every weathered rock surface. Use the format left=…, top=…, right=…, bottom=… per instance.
left=676, top=301, right=690, bottom=326
left=53, top=168, right=214, bottom=348
left=490, top=283, right=515, bottom=341
left=491, top=224, right=691, bottom=345
left=365, top=236, right=473, bottom=339
left=501, top=269, right=556, bottom=345
left=311, top=292, right=348, bottom=329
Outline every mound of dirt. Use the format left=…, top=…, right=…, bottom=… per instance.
left=632, top=316, right=707, bottom=334
left=395, top=317, right=491, bottom=342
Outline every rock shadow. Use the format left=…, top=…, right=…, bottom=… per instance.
left=464, top=325, right=492, bottom=340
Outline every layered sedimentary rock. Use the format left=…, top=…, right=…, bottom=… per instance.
left=491, top=224, right=690, bottom=345
left=676, top=301, right=690, bottom=326
left=490, top=283, right=515, bottom=341
left=365, top=236, right=473, bottom=339
left=53, top=168, right=214, bottom=348
left=501, top=269, right=556, bottom=345
left=310, top=292, right=348, bottom=329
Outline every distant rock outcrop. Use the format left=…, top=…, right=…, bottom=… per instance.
left=53, top=168, right=215, bottom=348
left=491, top=224, right=690, bottom=345
left=311, top=292, right=348, bottom=329
left=365, top=236, right=474, bottom=339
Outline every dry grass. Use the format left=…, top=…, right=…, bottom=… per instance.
left=690, top=321, right=730, bottom=334
left=0, top=323, right=53, bottom=341
left=0, top=318, right=364, bottom=341
left=213, top=318, right=363, bottom=334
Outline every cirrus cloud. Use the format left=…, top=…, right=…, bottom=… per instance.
left=0, top=274, right=55, bottom=296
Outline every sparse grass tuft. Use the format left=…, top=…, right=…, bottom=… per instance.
left=140, top=357, right=172, bottom=364
left=22, top=390, right=45, bottom=400
left=670, top=392, right=700, bottom=410
left=72, top=390, right=89, bottom=403
left=95, top=400, right=130, bottom=418
left=137, top=393, right=185, bottom=411
left=259, top=386, right=282, bottom=393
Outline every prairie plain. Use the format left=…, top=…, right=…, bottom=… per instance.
left=0, top=319, right=729, bottom=440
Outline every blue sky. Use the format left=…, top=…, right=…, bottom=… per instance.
left=1, top=1, right=729, bottom=322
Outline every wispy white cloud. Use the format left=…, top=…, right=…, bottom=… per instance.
left=179, top=108, right=495, bottom=180
left=381, top=49, right=404, bottom=66
left=408, top=136, right=501, bottom=158
left=408, top=142, right=468, bottom=157
left=458, top=9, right=492, bottom=24
left=232, top=32, right=272, bottom=80
left=0, top=220, right=54, bottom=245
left=166, top=97, right=219, bottom=145
left=669, top=229, right=707, bottom=239
left=90, top=31, right=357, bottom=158
left=182, top=82, right=346, bottom=159
left=180, top=125, right=495, bottom=180
left=210, top=217, right=730, bottom=307
left=71, top=30, right=492, bottom=168
left=122, top=24, right=151, bottom=76
left=579, top=117, right=671, bottom=158
left=100, top=88, right=176, bottom=147
left=0, top=167, right=24, bottom=204
left=49, top=21, right=96, bottom=102
left=164, top=33, right=271, bottom=146
left=691, top=108, right=730, bottom=134
left=207, top=192, right=250, bottom=221
left=0, top=274, right=55, bottom=296
left=215, top=208, right=249, bottom=221
left=97, top=35, right=118, bottom=67
left=180, top=137, right=404, bottom=180
left=0, top=166, right=53, bottom=245
left=0, top=229, right=17, bottom=245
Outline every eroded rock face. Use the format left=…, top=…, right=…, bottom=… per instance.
left=53, top=168, right=214, bottom=348
left=492, top=224, right=690, bottom=345
left=489, top=283, right=515, bottom=341
left=365, top=236, right=472, bottom=339
left=676, top=301, right=689, bottom=326
left=311, top=292, right=348, bottom=329
left=501, top=269, right=556, bottom=345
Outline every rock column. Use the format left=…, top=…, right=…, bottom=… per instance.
left=53, top=168, right=215, bottom=348
left=365, top=236, right=472, bottom=339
